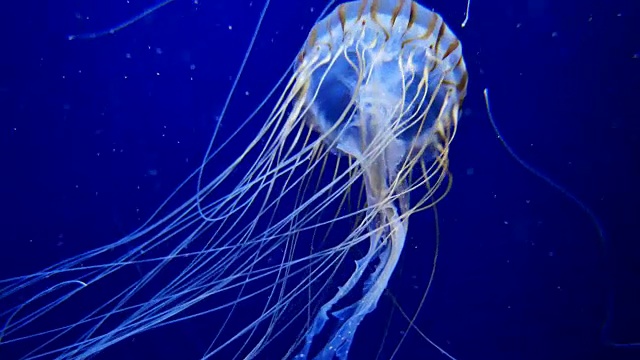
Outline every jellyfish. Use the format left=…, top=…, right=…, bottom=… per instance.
left=292, top=0, right=467, bottom=357
left=0, top=0, right=467, bottom=359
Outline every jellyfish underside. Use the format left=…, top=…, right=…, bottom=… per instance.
left=0, top=1, right=467, bottom=359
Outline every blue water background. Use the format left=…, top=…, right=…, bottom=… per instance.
left=1, top=0, right=639, bottom=359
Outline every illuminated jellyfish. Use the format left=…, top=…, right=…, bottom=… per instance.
left=292, top=1, right=466, bottom=357
left=0, top=0, right=466, bottom=359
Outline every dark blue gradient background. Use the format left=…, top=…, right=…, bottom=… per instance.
left=1, top=0, right=638, bottom=359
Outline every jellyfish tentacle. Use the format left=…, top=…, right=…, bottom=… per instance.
left=297, top=184, right=408, bottom=360
left=68, top=0, right=176, bottom=40
left=484, top=88, right=640, bottom=349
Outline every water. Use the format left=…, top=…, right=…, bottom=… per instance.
left=0, top=0, right=638, bottom=359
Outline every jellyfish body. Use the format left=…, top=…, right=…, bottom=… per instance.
left=293, top=1, right=467, bottom=357
left=0, top=1, right=466, bottom=359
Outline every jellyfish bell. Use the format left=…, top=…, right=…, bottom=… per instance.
left=0, top=1, right=466, bottom=359
left=297, top=0, right=467, bottom=183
